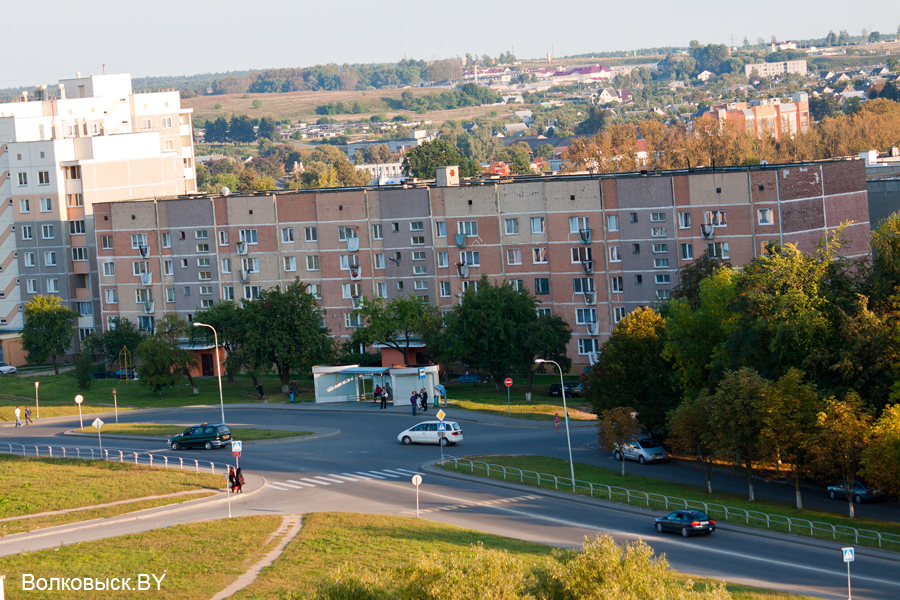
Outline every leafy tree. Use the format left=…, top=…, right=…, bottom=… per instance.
left=671, top=249, right=732, bottom=309
left=515, top=312, right=572, bottom=394
left=192, top=301, right=246, bottom=382
left=242, top=279, right=334, bottom=392
left=205, top=116, right=230, bottom=143
left=862, top=404, right=900, bottom=499
left=229, top=114, right=256, bottom=144
left=72, top=346, right=94, bottom=391
left=401, top=139, right=481, bottom=179
left=812, top=393, right=873, bottom=517
left=809, top=95, right=840, bottom=120
left=256, top=116, right=278, bottom=140
left=574, top=105, right=613, bottom=135
left=597, top=407, right=643, bottom=476
left=585, top=307, right=679, bottom=434
left=251, top=99, right=263, bottom=109
left=102, top=317, right=143, bottom=367
left=22, top=295, right=76, bottom=375
left=668, top=391, right=717, bottom=493
left=352, top=295, right=442, bottom=365
left=535, top=143, right=556, bottom=158
left=136, top=314, right=200, bottom=395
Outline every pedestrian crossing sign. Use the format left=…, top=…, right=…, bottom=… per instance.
left=438, top=423, right=446, bottom=431
left=842, top=547, right=854, bottom=562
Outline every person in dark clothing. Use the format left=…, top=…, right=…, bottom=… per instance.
left=256, top=383, right=264, bottom=401
left=289, top=380, right=298, bottom=403
left=410, top=391, right=418, bottom=416
left=228, top=467, right=238, bottom=493
left=420, top=388, right=428, bottom=411
left=234, top=467, right=244, bottom=493
left=380, top=389, right=388, bottom=409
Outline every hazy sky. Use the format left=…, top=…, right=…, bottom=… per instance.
left=3, top=0, right=897, bottom=87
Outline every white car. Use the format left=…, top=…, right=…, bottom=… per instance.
left=0, top=362, right=16, bottom=375
left=398, top=421, right=463, bottom=446
left=614, top=437, right=668, bottom=464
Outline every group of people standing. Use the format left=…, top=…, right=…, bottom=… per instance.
left=410, top=388, right=429, bottom=416
left=228, top=467, right=244, bottom=493
left=13, top=406, right=33, bottom=427
left=375, top=385, right=390, bottom=409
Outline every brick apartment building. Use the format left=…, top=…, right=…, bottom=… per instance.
left=0, top=73, right=196, bottom=365
left=700, top=96, right=811, bottom=141
left=92, top=160, right=869, bottom=368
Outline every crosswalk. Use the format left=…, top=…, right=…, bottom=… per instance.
left=267, top=468, right=423, bottom=491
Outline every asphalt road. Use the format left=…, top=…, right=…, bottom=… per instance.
left=2, top=404, right=900, bottom=600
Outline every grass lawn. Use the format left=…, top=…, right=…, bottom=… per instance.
left=438, top=455, right=900, bottom=552
left=442, top=376, right=596, bottom=421
left=78, top=423, right=312, bottom=441
left=0, top=515, right=283, bottom=598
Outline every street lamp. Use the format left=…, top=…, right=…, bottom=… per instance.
left=193, top=322, right=225, bottom=425
left=34, top=381, right=40, bottom=420
left=535, top=358, right=576, bottom=492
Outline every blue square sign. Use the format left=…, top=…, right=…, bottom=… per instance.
left=842, top=547, right=854, bottom=562
left=437, top=423, right=446, bottom=431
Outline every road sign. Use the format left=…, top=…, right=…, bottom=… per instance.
left=504, top=378, right=513, bottom=387
left=232, top=440, right=242, bottom=454
left=112, top=388, right=116, bottom=396
left=418, top=367, right=426, bottom=379
left=438, top=423, right=446, bottom=431
left=843, top=547, right=854, bottom=562
left=411, top=474, right=422, bottom=486
left=92, top=418, right=104, bottom=430
left=74, top=395, right=83, bottom=404
left=436, top=409, right=445, bottom=421
left=411, top=473, right=423, bottom=518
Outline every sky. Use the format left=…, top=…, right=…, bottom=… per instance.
left=2, top=0, right=897, bottom=88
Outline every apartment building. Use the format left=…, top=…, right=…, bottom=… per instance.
left=700, top=97, right=811, bottom=141
left=93, top=159, right=869, bottom=368
left=744, top=60, right=808, bottom=79
left=0, top=73, right=196, bottom=365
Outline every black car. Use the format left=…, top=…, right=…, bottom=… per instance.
left=827, top=480, right=884, bottom=504
left=167, top=423, right=232, bottom=450
left=91, top=370, right=116, bottom=379
left=548, top=382, right=581, bottom=397
left=654, top=510, right=716, bottom=537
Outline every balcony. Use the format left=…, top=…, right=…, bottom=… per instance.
left=700, top=224, right=714, bottom=239
left=456, top=262, right=469, bottom=278
left=579, top=228, right=593, bottom=244
left=346, top=237, right=360, bottom=252
left=239, top=269, right=249, bottom=283
left=140, top=272, right=152, bottom=286
left=349, top=266, right=361, bottom=281
left=583, top=291, right=595, bottom=305
left=351, top=295, right=362, bottom=308
left=585, top=321, right=598, bottom=336
left=581, top=259, right=594, bottom=274
left=454, top=233, right=466, bottom=248
left=143, top=301, right=154, bottom=314
left=236, top=241, right=248, bottom=255
left=138, top=244, right=149, bottom=258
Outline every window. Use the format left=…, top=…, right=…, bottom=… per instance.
left=344, top=313, right=363, bottom=328
left=654, top=258, right=670, bottom=268
left=64, top=166, right=81, bottom=180
left=44, top=251, right=57, bottom=266
left=372, top=224, right=383, bottom=240
left=630, top=243, right=639, bottom=254
left=241, top=257, right=259, bottom=273
left=530, top=217, right=545, bottom=234
left=391, top=222, right=399, bottom=233
left=614, top=307, right=627, bottom=323
left=199, top=271, right=213, bottom=281
left=17, top=172, right=27, bottom=186
left=651, top=227, right=666, bottom=238
left=67, top=193, right=84, bottom=208
left=704, top=210, right=727, bottom=227
left=163, top=260, right=173, bottom=275
left=306, top=255, right=320, bottom=271
left=458, top=220, right=478, bottom=237
left=509, top=279, right=524, bottom=291
left=304, top=227, right=317, bottom=242
left=569, top=216, right=590, bottom=233
left=681, top=243, right=694, bottom=260
left=24, top=252, right=35, bottom=267
left=758, top=208, right=773, bottom=225
left=761, top=240, right=778, bottom=255
left=103, top=261, right=115, bottom=276
left=284, top=256, right=297, bottom=272
left=650, top=212, right=665, bottom=222
left=413, top=265, right=427, bottom=275
left=143, top=118, right=152, bottom=130
left=218, top=231, right=228, bottom=246
left=652, top=243, right=668, bottom=253
left=505, top=218, right=519, bottom=235
left=655, top=274, right=671, bottom=284
left=222, top=286, right=235, bottom=301
left=239, top=229, right=258, bottom=245
left=571, top=247, right=592, bottom=263
left=411, top=236, right=425, bottom=246
left=435, top=222, right=446, bottom=237
left=131, top=233, right=148, bottom=249
left=200, top=299, right=214, bottom=308
left=410, top=221, right=424, bottom=231
left=98, top=235, right=112, bottom=250
left=537, top=307, right=552, bottom=317
left=507, top=248, right=522, bottom=265
left=535, top=278, right=550, bottom=294
left=164, top=139, right=174, bottom=151
left=532, top=247, right=548, bottom=264
left=579, top=338, right=600, bottom=355
left=195, top=230, right=209, bottom=240
left=678, top=212, right=691, bottom=229
left=374, top=253, right=385, bottom=269
left=161, top=116, right=173, bottom=129
left=375, top=282, right=387, bottom=298
left=42, top=225, right=54, bottom=239
left=106, top=289, right=118, bottom=304
left=244, top=285, right=262, bottom=300
left=27, top=279, right=37, bottom=294
left=397, top=281, right=404, bottom=291
left=609, top=246, right=621, bottom=262
left=629, top=212, right=638, bottom=223
left=39, top=197, right=52, bottom=212
left=20, top=199, right=30, bottom=213
left=462, top=280, right=480, bottom=293
left=656, top=290, right=672, bottom=300
left=162, top=287, right=174, bottom=303
left=46, top=278, right=59, bottom=293
left=576, top=308, right=597, bottom=324
left=21, top=226, right=32, bottom=240
left=70, top=220, right=86, bottom=235
left=196, top=244, right=209, bottom=253
left=611, top=276, right=624, bottom=292
left=460, top=251, right=480, bottom=266
left=606, top=215, right=619, bottom=231
left=133, top=261, right=150, bottom=275
left=192, top=257, right=207, bottom=268
left=414, top=280, right=428, bottom=290
left=338, top=226, right=356, bottom=241
left=71, top=247, right=88, bottom=262
left=440, top=281, right=451, bottom=297
left=707, top=242, right=730, bottom=259
left=138, top=316, right=155, bottom=332
left=437, top=251, right=449, bottom=268
left=181, top=258, right=188, bottom=268
left=162, top=233, right=171, bottom=248
left=573, top=278, right=595, bottom=293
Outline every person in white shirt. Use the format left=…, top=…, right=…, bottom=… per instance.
left=14, top=406, right=22, bottom=427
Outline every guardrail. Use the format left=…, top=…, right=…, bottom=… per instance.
left=439, top=456, right=900, bottom=551
left=0, top=442, right=233, bottom=477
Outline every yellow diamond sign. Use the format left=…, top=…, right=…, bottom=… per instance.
left=436, top=409, right=446, bottom=421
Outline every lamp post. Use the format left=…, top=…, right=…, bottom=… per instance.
left=535, top=358, right=576, bottom=492
left=34, top=381, right=40, bottom=420
left=193, top=322, right=225, bottom=425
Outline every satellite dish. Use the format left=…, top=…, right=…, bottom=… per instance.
left=221, top=186, right=230, bottom=197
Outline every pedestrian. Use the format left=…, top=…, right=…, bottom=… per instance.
left=374, top=384, right=382, bottom=403
left=235, top=467, right=244, bottom=493
left=380, top=388, right=388, bottom=410
left=24, top=406, right=33, bottom=425
left=554, top=414, right=560, bottom=433
left=228, top=467, right=238, bottom=493
left=420, top=388, right=428, bottom=411
left=410, top=390, right=418, bottom=416
left=289, top=380, right=297, bottom=403
left=256, top=383, right=265, bottom=402
left=14, top=406, right=21, bottom=427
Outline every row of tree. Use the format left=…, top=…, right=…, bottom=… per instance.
left=203, top=114, right=280, bottom=144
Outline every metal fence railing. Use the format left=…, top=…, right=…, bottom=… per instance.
left=439, top=456, right=900, bottom=551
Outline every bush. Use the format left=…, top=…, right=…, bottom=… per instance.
left=72, top=347, right=94, bottom=390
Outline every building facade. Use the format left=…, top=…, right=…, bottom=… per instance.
left=0, top=73, right=196, bottom=364
left=92, top=160, right=869, bottom=368
left=701, top=98, right=811, bottom=141
left=744, top=60, right=808, bottom=79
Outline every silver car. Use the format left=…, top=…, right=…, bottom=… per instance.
left=615, top=437, right=668, bottom=464
left=0, top=362, right=16, bottom=375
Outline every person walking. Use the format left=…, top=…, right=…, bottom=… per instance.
left=14, top=406, right=22, bottom=427
left=289, top=380, right=298, bottom=403
left=24, top=406, right=33, bottom=425
left=380, top=388, right=388, bottom=409
left=228, top=467, right=238, bottom=493
left=410, top=390, right=418, bottom=416
left=419, top=388, right=428, bottom=412
left=234, top=467, right=245, bottom=493
left=554, top=414, right=560, bottom=433
left=256, top=383, right=265, bottom=402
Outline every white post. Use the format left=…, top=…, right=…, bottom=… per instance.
left=194, top=322, right=225, bottom=424
left=34, top=381, right=40, bottom=419
left=75, top=395, right=84, bottom=430
left=536, top=359, right=576, bottom=492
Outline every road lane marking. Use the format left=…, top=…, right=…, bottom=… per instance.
left=356, top=472, right=384, bottom=479
left=311, top=476, right=344, bottom=484
left=300, top=477, right=328, bottom=485
left=381, top=469, right=409, bottom=477
left=401, top=494, right=542, bottom=515
left=395, top=469, right=422, bottom=475
left=268, top=483, right=292, bottom=490
left=370, top=471, right=399, bottom=478
left=271, top=482, right=304, bottom=489
left=330, top=474, right=359, bottom=481
left=286, top=480, right=316, bottom=487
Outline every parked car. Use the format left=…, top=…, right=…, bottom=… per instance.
left=456, top=374, right=490, bottom=384
left=655, top=510, right=715, bottom=537
left=614, top=437, right=668, bottom=464
left=114, top=367, right=138, bottom=380
left=398, top=421, right=463, bottom=446
left=168, top=423, right=232, bottom=450
left=548, top=382, right=581, bottom=397
left=0, top=362, right=16, bottom=375
left=827, top=481, right=884, bottom=504
left=91, top=370, right=116, bottom=379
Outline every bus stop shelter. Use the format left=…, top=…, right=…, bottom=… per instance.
left=312, top=364, right=439, bottom=405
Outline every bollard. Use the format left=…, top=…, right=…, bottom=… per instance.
left=48, top=447, right=53, bottom=458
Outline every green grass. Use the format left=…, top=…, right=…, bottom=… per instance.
left=0, top=515, right=284, bottom=598
left=77, top=423, right=313, bottom=440
left=442, top=376, right=596, bottom=421
left=437, top=455, right=900, bottom=552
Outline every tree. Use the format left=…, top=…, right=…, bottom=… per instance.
left=229, top=114, right=256, bottom=144
left=862, top=404, right=900, bottom=499
left=812, top=393, right=873, bottom=517
left=352, top=295, right=442, bottom=365
left=574, top=106, right=613, bottom=135
left=597, top=407, right=643, bottom=476
left=21, top=295, right=76, bottom=375
left=515, top=312, right=572, bottom=394
left=401, top=139, right=481, bottom=179
left=242, top=279, right=334, bottom=393
left=257, top=116, right=278, bottom=140
left=668, top=391, right=717, bottom=493
left=72, top=346, right=94, bottom=391
left=535, top=143, right=556, bottom=159
left=205, top=116, right=229, bottom=143
left=102, top=317, right=143, bottom=368
left=136, top=314, right=200, bottom=395
left=671, top=249, right=732, bottom=309
left=585, top=307, right=679, bottom=434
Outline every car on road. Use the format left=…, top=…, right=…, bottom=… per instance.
left=114, top=367, right=138, bottom=380
left=0, top=362, right=16, bottom=375
left=548, top=382, right=581, bottom=397
left=655, top=510, right=715, bottom=537
left=91, top=370, right=116, bottom=379
left=456, top=374, right=490, bottom=384
left=398, top=421, right=463, bottom=446
left=614, top=437, right=668, bottom=464
left=827, top=481, right=883, bottom=504
left=167, top=423, right=232, bottom=450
